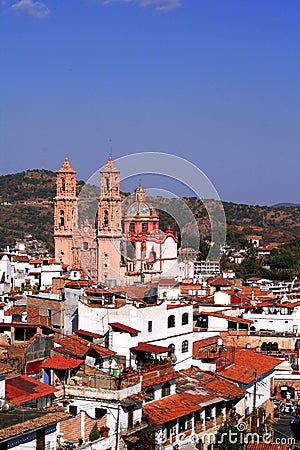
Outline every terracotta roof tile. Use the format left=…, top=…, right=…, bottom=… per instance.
left=217, top=349, right=281, bottom=384
left=54, top=334, right=115, bottom=359
left=246, top=444, right=290, bottom=450
left=143, top=393, right=204, bottom=426
left=0, top=409, right=70, bottom=441
left=5, top=375, right=57, bottom=405
left=41, top=354, right=84, bottom=370
left=109, top=322, right=140, bottom=334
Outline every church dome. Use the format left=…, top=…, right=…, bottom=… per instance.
left=127, top=201, right=157, bottom=218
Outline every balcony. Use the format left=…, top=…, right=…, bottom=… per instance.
left=120, top=421, right=148, bottom=436
left=194, top=422, right=204, bottom=433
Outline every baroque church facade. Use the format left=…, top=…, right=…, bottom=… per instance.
left=54, top=157, right=178, bottom=286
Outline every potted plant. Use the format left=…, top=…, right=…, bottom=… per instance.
left=100, top=425, right=110, bottom=438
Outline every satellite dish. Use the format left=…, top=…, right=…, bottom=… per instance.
left=171, top=352, right=177, bottom=363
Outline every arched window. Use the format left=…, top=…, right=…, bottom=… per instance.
left=83, top=242, right=88, bottom=250
left=168, top=315, right=175, bottom=328
left=106, top=177, right=110, bottom=191
left=61, top=178, right=65, bottom=192
left=60, top=210, right=65, bottom=227
left=162, top=382, right=171, bottom=397
left=104, top=210, right=109, bottom=227
left=182, top=340, right=189, bottom=353
left=145, top=387, right=155, bottom=402
left=182, top=313, right=189, bottom=325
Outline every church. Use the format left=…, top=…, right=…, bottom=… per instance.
left=54, top=157, right=178, bottom=286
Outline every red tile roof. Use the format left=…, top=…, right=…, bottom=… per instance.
left=130, top=342, right=173, bottom=355
left=178, top=367, right=245, bottom=400
left=5, top=375, right=57, bottom=405
left=217, top=349, right=281, bottom=384
left=246, top=444, right=290, bottom=450
left=109, top=322, right=140, bottom=334
left=41, top=354, right=84, bottom=370
left=0, top=363, right=14, bottom=376
left=0, top=409, right=71, bottom=441
left=74, top=329, right=104, bottom=338
left=143, top=393, right=205, bottom=426
left=193, top=336, right=219, bottom=359
left=201, top=311, right=253, bottom=324
left=209, top=277, right=233, bottom=287
left=54, top=334, right=115, bottom=359
left=142, top=368, right=180, bottom=389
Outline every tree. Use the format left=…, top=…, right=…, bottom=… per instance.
left=214, top=410, right=245, bottom=450
left=89, top=423, right=100, bottom=441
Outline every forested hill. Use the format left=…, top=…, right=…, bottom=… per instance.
left=0, top=170, right=299, bottom=260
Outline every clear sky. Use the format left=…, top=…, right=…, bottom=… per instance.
left=0, top=0, right=299, bottom=206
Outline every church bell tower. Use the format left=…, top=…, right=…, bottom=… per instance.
left=54, top=158, right=78, bottom=268
left=97, top=157, right=123, bottom=285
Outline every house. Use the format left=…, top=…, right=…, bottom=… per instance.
left=216, top=348, right=281, bottom=418
left=0, top=362, right=69, bottom=450
left=141, top=366, right=245, bottom=450
left=78, top=298, right=193, bottom=371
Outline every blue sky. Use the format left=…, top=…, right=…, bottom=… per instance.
left=0, top=0, right=299, bottom=205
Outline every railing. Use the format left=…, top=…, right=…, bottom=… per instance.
left=120, top=421, right=148, bottom=436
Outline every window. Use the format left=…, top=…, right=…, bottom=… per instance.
left=145, top=388, right=155, bottom=402
left=106, top=177, right=110, bottom=191
left=59, top=210, right=65, bottom=227
left=142, top=223, right=148, bottom=232
left=95, top=407, right=107, bottom=419
left=168, top=315, right=175, bottom=328
left=179, top=417, right=186, bottom=432
left=130, top=222, right=135, bottom=233
left=182, top=340, right=189, bottom=353
left=162, top=382, right=171, bottom=397
left=148, top=321, right=152, bottom=333
left=61, top=178, right=65, bottom=192
left=69, top=405, right=77, bottom=416
left=186, top=413, right=193, bottom=429
left=182, top=313, right=189, bottom=325
left=83, top=242, right=88, bottom=250
left=104, top=210, right=109, bottom=227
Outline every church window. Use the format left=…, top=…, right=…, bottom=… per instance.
left=104, top=210, right=109, bottom=227
left=168, top=315, right=175, bottom=328
left=182, top=313, right=189, bottom=325
left=142, top=223, right=148, bottom=232
left=60, top=210, right=65, bottom=227
left=106, top=177, right=110, bottom=191
left=61, top=178, right=65, bottom=192
left=130, top=223, right=135, bottom=233
left=83, top=242, right=88, bottom=250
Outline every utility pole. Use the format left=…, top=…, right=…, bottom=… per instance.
left=251, top=368, right=257, bottom=432
left=115, top=403, right=120, bottom=450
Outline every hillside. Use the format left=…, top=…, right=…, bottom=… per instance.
left=0, top=170, right=299, bottom=268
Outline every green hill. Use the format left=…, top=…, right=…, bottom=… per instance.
left=0, top=170, right=299, bottom=279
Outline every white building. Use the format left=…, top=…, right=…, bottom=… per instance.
left=78, top=299, right=193, bottom=371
